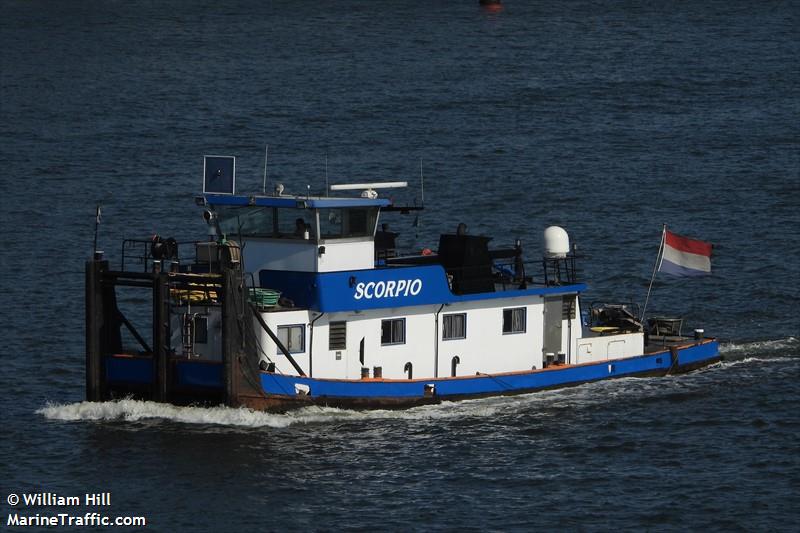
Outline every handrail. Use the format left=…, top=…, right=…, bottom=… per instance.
left=249, top=303, right=306, bottom=377
left=120, top=238, right=207, bottom=272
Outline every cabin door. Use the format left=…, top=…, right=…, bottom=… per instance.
left=543, top=296, right=563, bottom=361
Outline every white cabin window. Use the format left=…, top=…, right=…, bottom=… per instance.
left=319, top=207, right=379, bottom=239
left=216, top=206, right=315, bottom=240
left=443, top=313, right=467, bottom=340
left=381, top=318, right=406, bottom=345
left=502, top=307, right=526, bottom=334
left=277, top=324, right=305, bottom=353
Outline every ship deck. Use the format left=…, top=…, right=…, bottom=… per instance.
left=644, top=335, right=700, bottom=354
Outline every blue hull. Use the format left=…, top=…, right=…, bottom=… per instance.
left=104, top=339, right=720, bottom=410
left=256, top=339, right=720, bottom=408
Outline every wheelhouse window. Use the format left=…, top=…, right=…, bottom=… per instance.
left=381, top=318, right=406, bottom=345
left=216, top=206, right=314, bottom=240
left=217, top=206, right=274, bottom=237
left=214, top=205, right=377, bottom=241
left=277, top=324, right=305, bottom=353
left=318, top=207, right=379, bottom=240
left=442, top=313, right=466, bottom=340
left=502, top=307, right=526, bottom=334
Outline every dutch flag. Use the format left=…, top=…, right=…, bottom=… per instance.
left=658, top=229, right=713, bottom=277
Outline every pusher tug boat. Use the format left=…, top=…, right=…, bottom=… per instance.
left=85, top=156, right=720, bottom=411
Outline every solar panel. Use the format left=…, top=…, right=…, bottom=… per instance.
left=203, top=155, right=236, bottom=195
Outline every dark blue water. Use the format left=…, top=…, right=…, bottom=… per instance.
left=2, top=1, right=798, bottom=530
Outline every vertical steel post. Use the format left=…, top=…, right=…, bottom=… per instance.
left=85, top=260, right=107, bottom=401
left=222, top=266, right=242, bottom=407
left=153, top=272, right=170, bottom=402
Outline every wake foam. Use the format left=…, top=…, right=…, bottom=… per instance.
left=37, top=399, right=302, bottom=428
left=704, top=356, right=775, bottom=371
left=719, top=337, right=797, bottom=357
left=36, top=396, right=520, bottom=428
left=37, top=338, right=796, bottom=428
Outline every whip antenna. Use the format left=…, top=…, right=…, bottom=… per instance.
left=420, top=156, right=425, bottom=206
left=262, top=144, right=269, bottom=194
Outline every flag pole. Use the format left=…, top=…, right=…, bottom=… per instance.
left=641, top=224, right=666, bottom=321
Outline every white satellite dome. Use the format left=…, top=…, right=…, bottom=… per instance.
left=544, top=226, right=570, bottom=258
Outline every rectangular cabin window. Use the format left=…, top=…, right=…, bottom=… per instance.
left=502, top=307, right=526, bottom=334
left=442, top=313, right=467, bottom=340
left=277, top=208, right=314, bottom=239
left=381, top=318, right=406, bottom=345
left=318, top=207, right=379, bottom=239
left=217, top=206, right=276, bottom=238
left=215, top=206, right=315, bottom=240
left=329, top=321, right=347, bottom=350
left=194, top=316, right=208, bottom=344
left=277, top=324, right=305, bottom=354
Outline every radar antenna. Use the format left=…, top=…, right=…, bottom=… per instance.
left=330, top=181, right=408, bottom=199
